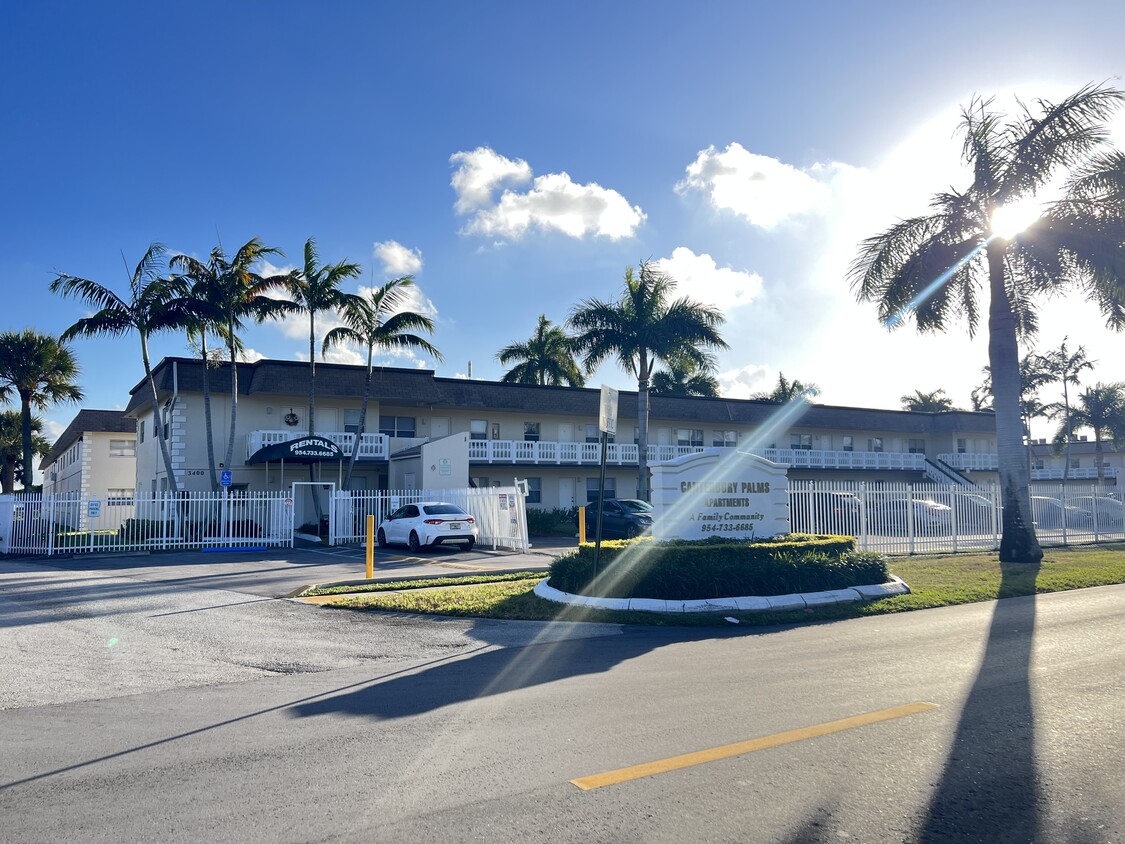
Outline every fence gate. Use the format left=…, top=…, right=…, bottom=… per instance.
left=291, top=482, right=336, bottom=543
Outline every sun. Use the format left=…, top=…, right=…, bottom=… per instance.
left=991, top=197, right=1045, bottom=240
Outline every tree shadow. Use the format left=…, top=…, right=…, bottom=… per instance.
left=921, top=561, right=1041, bottom=842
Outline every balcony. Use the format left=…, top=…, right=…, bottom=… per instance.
left=936, top=453, right=1117, bottom=480
left=247, top=430, right=389, bottom=461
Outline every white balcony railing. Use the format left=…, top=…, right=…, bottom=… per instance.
left=247, top=430, right=389, bottom=461
left=937, top=453, right=1117, bottom=480
left=755, top=448, right=927, bottom=471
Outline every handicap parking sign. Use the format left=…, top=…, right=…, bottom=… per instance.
left=220, top=470, right=232, bottom=487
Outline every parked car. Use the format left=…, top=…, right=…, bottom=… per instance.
left=581, top=498, right=654, bottom=539
left=788, top=491, right=863, bottom=535
left=868, top=497, right=953, bottom=535
left=1071, top=496, right=1125, bottom=530
left=377, top=501, right=477, bottom=552
left=1030, top=496, right=1093, bottom=531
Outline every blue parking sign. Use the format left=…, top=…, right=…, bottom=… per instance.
left=220, top=470, right=232, bottom=487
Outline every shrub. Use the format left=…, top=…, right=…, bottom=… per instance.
left=548, top=536, right=887, bottom=600
left=526, top=507, right=578, bottom=537
left=118, top=518, right=177, bottom=541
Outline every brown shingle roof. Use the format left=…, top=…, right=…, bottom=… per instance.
left=40, top=409, right=136, bottom=469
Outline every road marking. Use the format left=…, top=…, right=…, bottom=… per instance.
left=570, top=701, right=939, bottom=791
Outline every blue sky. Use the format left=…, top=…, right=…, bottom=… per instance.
left=4, top=1, right=1125, bottom=444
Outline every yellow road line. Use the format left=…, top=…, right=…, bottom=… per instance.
left=570, top=701, right=938, bottom=791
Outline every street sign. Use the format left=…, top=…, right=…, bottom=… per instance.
left=220, top=470, right=232, bottom=487
left=87, top=500, right=101, bottom=519
left=599, top=385, right=618, bottom=435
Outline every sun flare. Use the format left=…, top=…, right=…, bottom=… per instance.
left=990, top=197, right=1045, bottom=240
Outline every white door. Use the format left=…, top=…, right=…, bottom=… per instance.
left=431, top=417, right=451, bottom=438
left=558, top=422, right=573, bottom=442
left=559, top=478, right=576, bottom=509
left=656, top=427, right=672, bottom=446
left=404, top=472, right=417, bottom=490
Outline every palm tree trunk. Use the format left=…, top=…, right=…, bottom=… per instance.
left=1, top=456, right=14, bottom=494
left=1062, top=381, right=1072, bottom=486
left=224, top=329, right=238, bottom=471
left=637, top=353, right=651, bottom=502
left=200, top=331, right=219, bottom=492
left=141, top=333, right=179, bottom=493
left=988, top=242, right=1042, bottom=563
left=1095, top=431, right=1105, bottom=482
left=344, top=349, right=373, bottom=491
left=19, top=390, right=33, bottom=492
left=308, top=312, right=317, bottom=437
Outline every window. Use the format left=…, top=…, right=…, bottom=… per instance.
left=524, top=422, right=540, bottom=442
left=110, top=439, right=136, bottom=457
left=956, top=437, right=968, bottom=454
left=869, top=437, right=884, bottom=453
left=908, top=438, right=926, bottom=454
left=107, top=488, right=134, bottom=504
left=790, top=433, right=813, bottom=451
left=162, top=401, right=172, bottom=440
left=526, top=477, right=542, bottom=504
left=1070, top=458, right=1081, bottom=469
left=841, top=435, right=854, bottom=452
left=138, top=420, right=144, bottom=444
left=584, top=423, right=613, bottom=443
left=471, top=476, right=489, bottom=489
left=587, top=476, right=616, bottom=502
left=676, top=428, right=704, bottom=447
left=378, top=415, right=416, bottom=437
left=470, top=419, right=488, bottom=440
left=712, top=430, right=737, bottom=448
left=491, top=422, right=501, bottom=440
left=344, top=409, right=363, bottom=434
left=1032, top=459, right=1045, bottom=470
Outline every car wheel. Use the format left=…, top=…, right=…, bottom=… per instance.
left=462, top=537, right=475, bottom=552
left=376, top=528, right=387, bottom=549
left=626, top=524, right=640, bottom=539
left=408, top=531, right=422, bottom=553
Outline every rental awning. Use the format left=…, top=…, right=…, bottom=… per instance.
left=246, top=436, right=344, bottom=464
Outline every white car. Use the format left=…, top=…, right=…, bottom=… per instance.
left=377, top=501, right=478, bottom=552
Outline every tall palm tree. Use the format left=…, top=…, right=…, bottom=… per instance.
left=496, top=314, right=585, bottom=387
left=284, top=238, right=362, bottom=437
left=751, top=372, right=819, bottom=403
left=0, top=409, right=48, bottom=494
left=0, top=331, right=83, bottom=492
left=1056, top=382, right=1125, bottom=481
left=851, top=84, right=1125, bottom=563
left=568, top=260, right=727, bottom=501
left=322, top=276, right=443, bottom=490
left=170, top=238, right=295, bottom=474
left=900, top=389, right=954, bottom=412
left=1042, top=337, right=1095, bottom=484
left=651, top=353, right=720, bottom=397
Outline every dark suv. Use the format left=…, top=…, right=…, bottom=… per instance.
left=582, top=498, right=654, bottom=539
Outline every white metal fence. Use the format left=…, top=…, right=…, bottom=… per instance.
left=334, top=486, right=530, bottom=552
left=788, top=480, right=1124, bottom=555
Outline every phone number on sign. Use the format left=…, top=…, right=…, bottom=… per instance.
left=700, top=522, right=757, bottom=533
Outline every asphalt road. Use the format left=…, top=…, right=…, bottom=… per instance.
left=1, top=554, right=1123, bottom=843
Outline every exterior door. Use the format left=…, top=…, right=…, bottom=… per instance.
left=558, top=422, right=573, bottom=443
left=656, top=427, right=672, bottom=446
left=559, top=478, right=576, bottom=509
left=431, top=416, right=451, bottom=438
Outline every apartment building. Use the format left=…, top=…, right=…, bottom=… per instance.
left=39, top=409, right=138, bottom=501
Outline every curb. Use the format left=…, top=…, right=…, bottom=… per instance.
left=532, top=576, right=911, bottom=614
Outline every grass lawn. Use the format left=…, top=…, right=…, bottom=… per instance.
left=319, top=542, right=1125, bottom=627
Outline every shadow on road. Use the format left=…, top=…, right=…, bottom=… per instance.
left=921, top=561, right=1041, bottom=842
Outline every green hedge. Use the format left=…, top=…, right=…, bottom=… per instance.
left=525, top=507, right=578, bottom=537
left=547, top=535, right=888, bottom=600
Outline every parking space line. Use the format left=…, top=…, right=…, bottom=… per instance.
left=569, top=701, right=938, bottom=791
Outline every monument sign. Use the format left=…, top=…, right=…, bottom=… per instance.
left=650, top=449, right=790, bottom=540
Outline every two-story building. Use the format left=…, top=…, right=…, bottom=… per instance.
left=39, top=409, right=138, bottom=501
left=122, top=357, right=1011, bottom=508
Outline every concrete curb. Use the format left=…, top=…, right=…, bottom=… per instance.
left=532, top=575, right=910, bottom=614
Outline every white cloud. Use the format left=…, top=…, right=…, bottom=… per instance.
left=677, top=142, right=857, bottom=228
left=655, top=247, right=763, bottom=310
left=450, top=147, right=646, bottom=240
left=715, top=363, right=772, bottom=400
left=373, top=240, right=423, bottom=276
left=239, top=347, right=265, bottom=363
left=43, top=419, right=67, bottom=443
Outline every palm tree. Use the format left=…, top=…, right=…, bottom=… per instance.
left=496, top=315, right=585, bottom=387
left=0, top=409, right=48, bottom=494
left=0, top=331, right=84, bottom=492
left=1042, top=338, right=1095, bottom=484
left=53, top=245, right=191, bottom=492
left=322, top=276, right=443, bottom=490
left=568, top=260, right=727, bottom=501
left=752, top=372, right=819, bottom=403
left=850, top=84, right=1125, bottom=563
left=284, top=238, right=362, bottom=437
left=651, top=353, right=720, bottom=397
left=900, top=389, right=954, bottom=412
left=170, top=239, right=295, bottom=474
left=1057, top=383, right=1125, bottom=481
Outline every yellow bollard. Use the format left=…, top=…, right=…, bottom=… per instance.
left=578, top=506, right=586, bottom=544
left=366, top=514, right=375, bottom=579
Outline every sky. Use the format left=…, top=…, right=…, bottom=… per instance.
left=3, top=0, right=1125, bottom=447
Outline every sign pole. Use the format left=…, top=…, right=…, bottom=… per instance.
left=594, top=429, right=608, bottom=578
left=366, top=514, right=375, bottom=578
left=593, top=384, right=618, bottom=581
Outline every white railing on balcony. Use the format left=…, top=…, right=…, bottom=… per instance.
left=755, top=448, right=927, bottom=471
left=247, top=430, right=390, bottom=460
left=937, top=453, right=1117, bottom=480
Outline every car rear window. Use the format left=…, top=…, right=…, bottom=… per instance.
left=423, top=504, right=468, bottom=516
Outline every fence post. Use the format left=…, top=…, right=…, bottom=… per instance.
left=47, top=494, right=56, bottom=557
